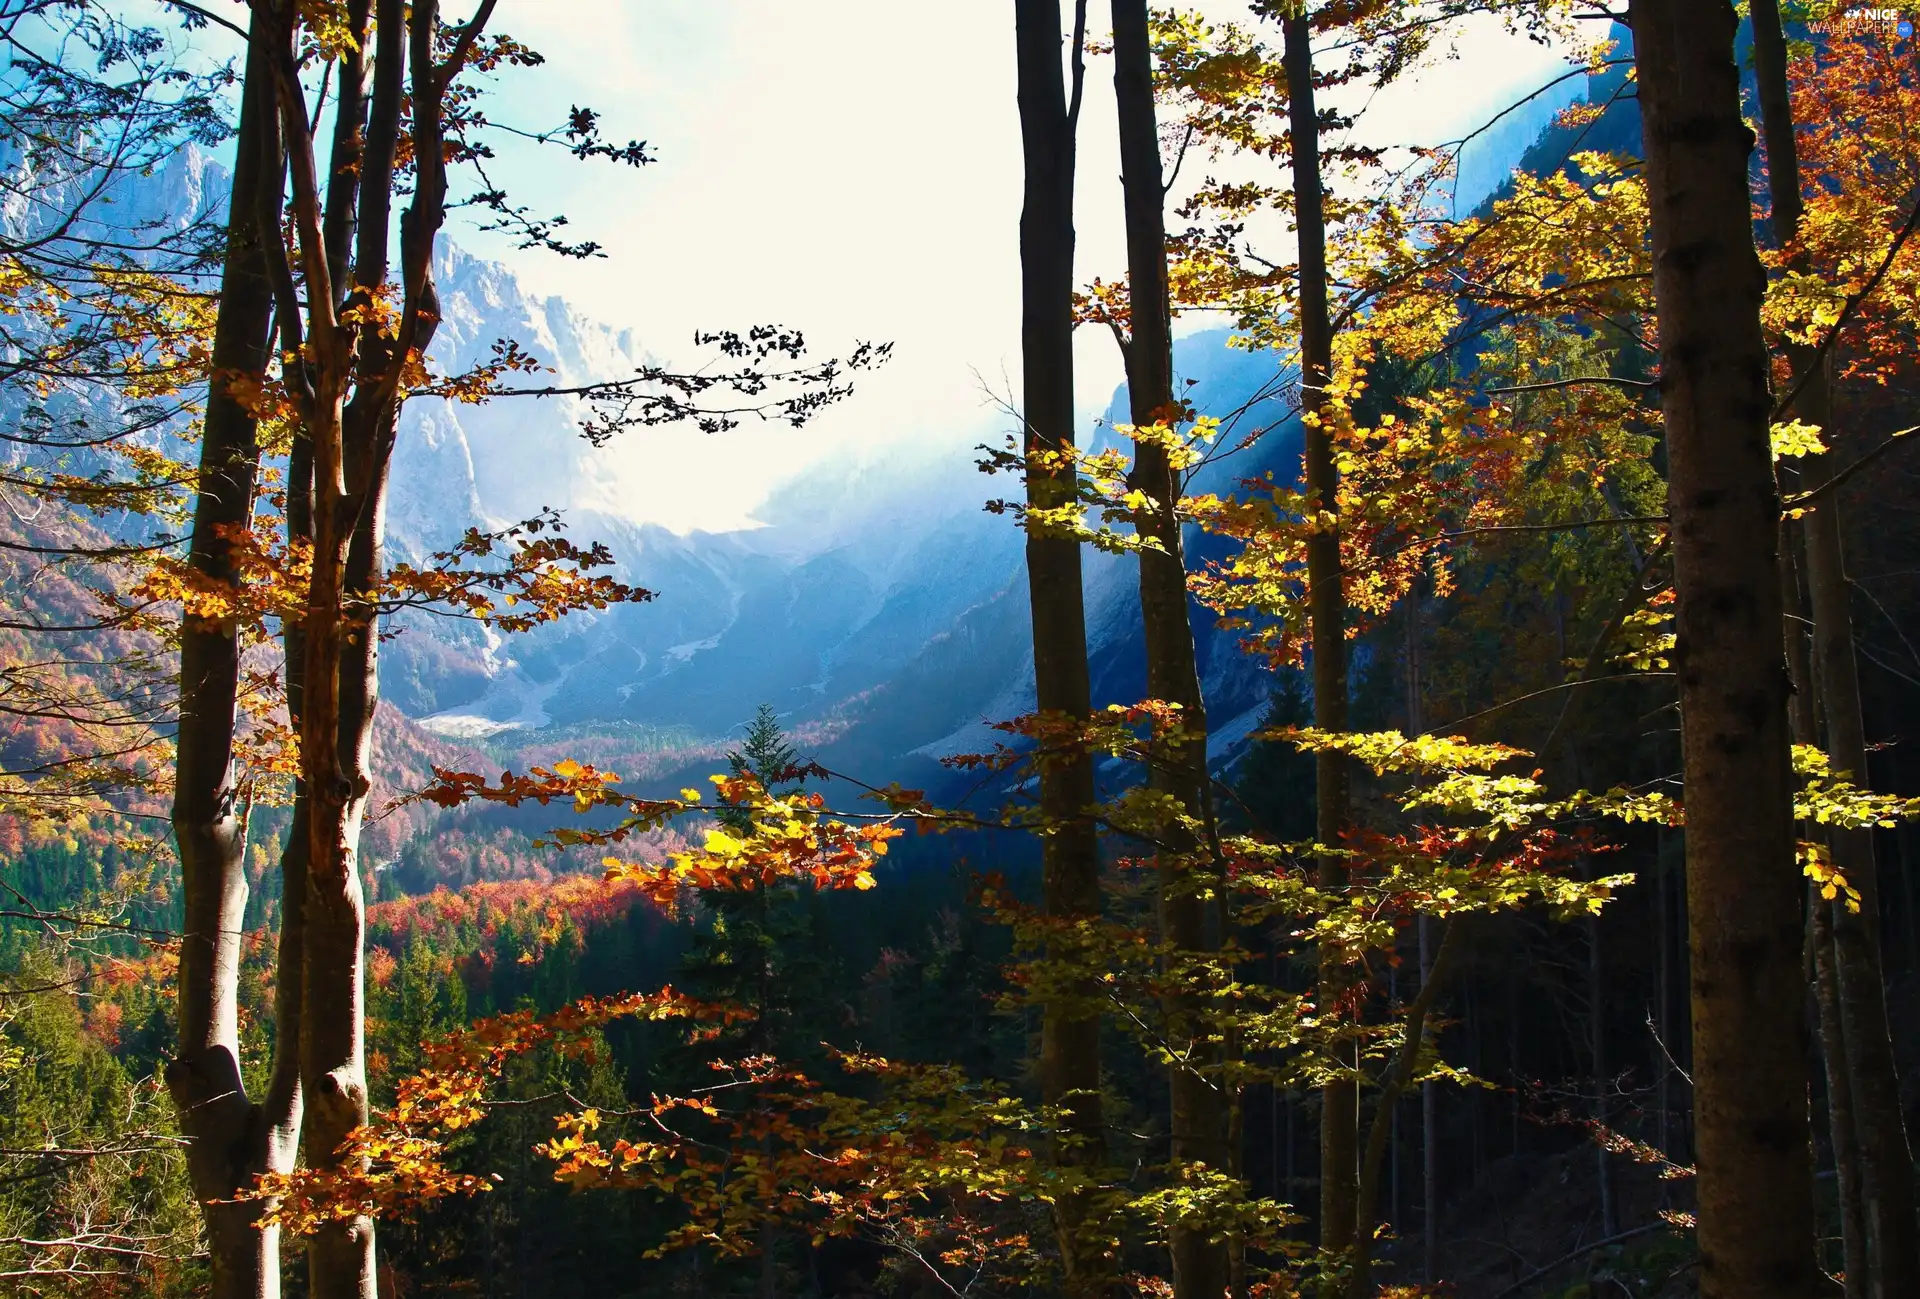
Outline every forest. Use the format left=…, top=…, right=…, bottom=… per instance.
left=1, top=1, right=1918, bottom=1297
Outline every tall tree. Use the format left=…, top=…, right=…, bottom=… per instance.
left=1279, top=13, right=1356, bottom=1278
left=1627, top=2, right=1823, bottom=1295
left=1111, top=4, right=1230, bottom=1296
left=165, top=14, right=297, bottom=1297
left=1750, top=6, right=1920, bottom=1294
left=1014, top=2, right=1107, bottom=1293
left=256, top=1, right=457, bottom=1289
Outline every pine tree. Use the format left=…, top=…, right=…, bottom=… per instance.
left=681, top=705, right=837, bottom=1063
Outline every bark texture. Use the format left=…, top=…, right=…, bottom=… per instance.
left=1113, top=5, right=1230, bottom=1295
left=1811, top=490, right=1920, bottom=1299
left=1815, top=895, right=1871, bottom=1299
left=1280, top=16, right=1356, bottom=1281
left=1783, top=529, right=1868, bottom=1299
left=250, top=1, right=463, bottom=1290
left=165, top=19, right=291, bottom=1296
left=1629, top=2, right=1824, bottom=1294
left=1015, top=3, right=1108, bottom=1292
left=1751, top=6, right=1918, bottom=1291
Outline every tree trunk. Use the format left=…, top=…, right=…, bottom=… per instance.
left=278, top=2, right=397, bottom=1292
left=1810, top=477, right=1919, bottom=1299
left=1350, top=923, right=1463, bottom=1297
left=1280, top=17, right=1356, bottom=1287
left=301, top=459, right=387, bottom=1299
left=297, top=400, right=377, bottom=1299
left=1112, top=6, right=1230, bottom=1295
left=166, top=19, right=288, bottom=1296
left=1815, top=895, right=1871, bottom=1299
left=1751, top=6, right=1918, bottom=1291
left=1406, top=599, right=1439, bottom=1286
left=1782, top=522, right=1869, bottom=1297
left=1629, top=2, right=1825, bottom=1295
left=1014, top=4, right=1107, bottom=1293
left=1589, top=910, right=1616, bottom=1237
left=1655, top=827, right=1673, bottom=1163
left=1420, top=917, right=1438, bottom=1285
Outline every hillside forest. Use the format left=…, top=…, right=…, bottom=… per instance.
left=3, top=1, right=1920, bottom=1297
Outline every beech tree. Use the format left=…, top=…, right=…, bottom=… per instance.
left=1751, top=8, right=1919, bottom=1295
left=159, top=4, right=876, bottom=1292
left=1014, top=2, right=1108, bottom=1292
left=1132, top=7, right=1498, bottom=1280
left=1111, top=4, right=1230, bottom=1295
left=166, top=12, right=292, bottom=1296
left=1626, top=3, right=1822, bottom=1296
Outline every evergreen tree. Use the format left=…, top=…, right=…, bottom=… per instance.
left=680, top=705, right=840, bottom=1063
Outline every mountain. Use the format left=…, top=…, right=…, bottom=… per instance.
left=2, top=43, right=1629, bottom=858
left=371, top=41, right=1639, bottom=807
left=389, top=267, right=1298, bottom=797
left=374, top=220, right=1298, bottom=794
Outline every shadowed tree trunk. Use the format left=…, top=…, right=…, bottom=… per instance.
left=1751, top=7, right=1917, bottom=1292
left=1404, top=603, right=1438, bottom=1286
left=1629, top=2, right=1825, bottom=1295
left=1280, top=15, right=1356, bottom=1286
left=1420, top=915, right=1438, bottom=1283
left=1112, top=5, right=1230, bottom=1296
left=1015, top=3, right=1108, bottom=1293
left=1815, top=881, right=1870, bottom=1299
left=165, top=16, right=294, bottom=1295
left=1810, top=475, right=1919, bottom=1299
left=1589, top=910, right=1615, bottom=1237
left=1780, top=520, right=1868, bottom=1298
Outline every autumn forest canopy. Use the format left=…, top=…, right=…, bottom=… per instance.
left=5, top=1, right=1920, bottom=1297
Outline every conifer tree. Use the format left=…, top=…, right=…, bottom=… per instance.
left=683, top=704, right=836, bottom=1062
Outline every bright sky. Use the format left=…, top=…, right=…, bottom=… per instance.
left=171, top=3, right=1592, bottom=533
left=451, top=3, right=1591, bottom=532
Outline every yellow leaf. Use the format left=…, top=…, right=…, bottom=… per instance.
left=1770, top=419, right=1828, bottom=460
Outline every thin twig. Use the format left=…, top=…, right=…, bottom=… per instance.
left=1783, top=423, right=1920, bottom=507
left=1540, top=538, right=1673, bottom=761
left=1486, top=375, right=1658, bottom=396
left=1440, top=673, right=1673, bottom=735
left=1487, top=1222, right=1678, bottom=1299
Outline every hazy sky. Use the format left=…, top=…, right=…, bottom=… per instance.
left=177, top=3, right=1592, bottom=532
